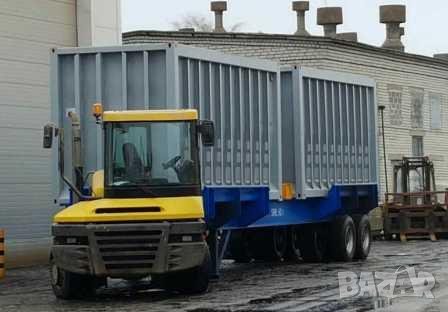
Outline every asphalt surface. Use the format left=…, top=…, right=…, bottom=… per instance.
left=1, top=240, right=448, bottom=312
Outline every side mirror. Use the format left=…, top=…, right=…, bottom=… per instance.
left=198, top=120, right=215, bottom=147
left=43, top=124, right=54, bottom=149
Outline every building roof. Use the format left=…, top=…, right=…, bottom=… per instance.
left=123, top=30, right=448, bottom=69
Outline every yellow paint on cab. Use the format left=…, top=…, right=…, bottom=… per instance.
left=91, top=170, right=104, bottom=198
left=53, top=196, right=204, bottom=223
left=103, top=109, right=198, bottom=122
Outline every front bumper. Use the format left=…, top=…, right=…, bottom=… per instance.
left=51, top=221, right=207, bottom=278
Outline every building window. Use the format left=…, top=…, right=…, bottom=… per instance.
left=388, top=85, right=403, bottom=126
left=412, top=136, right=424, bottom=157
left=430, top=93, right=442, bottom=130
left=410, top=88, right=424, bottom=128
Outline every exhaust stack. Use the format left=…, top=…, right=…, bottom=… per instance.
left=292, top=1, right=310, bottom=36
left=380, top=5, right=406, bottom=52
left=317, top=7, right=343, bottom=38
left=211, top=1, right=227, bottom=33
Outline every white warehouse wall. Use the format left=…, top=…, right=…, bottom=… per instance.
left=77, top=0, right=122, bottom=46
left=0, top=0, right=121, bottom=268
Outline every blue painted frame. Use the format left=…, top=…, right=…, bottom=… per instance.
left=203, top=184, right=378, bottom=230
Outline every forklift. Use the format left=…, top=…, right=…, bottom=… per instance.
left=383, top=156, right=448, bottom=242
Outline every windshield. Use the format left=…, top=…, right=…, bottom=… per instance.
left=105, top=121, right=199, bottom=189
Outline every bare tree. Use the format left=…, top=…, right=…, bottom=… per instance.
left=171, top=14, right=244, bottom=32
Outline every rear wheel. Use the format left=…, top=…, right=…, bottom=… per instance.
left=285, top=226, right=301, bottom=262
left=298, top=225, right=329, bottom=263
left=330, top=216, right=356, bottom=262
left=50, top=257, right=97, bottom=299
left=353, top=215, right=371, bottom=260
left=250, top=227, right=288, bottom=261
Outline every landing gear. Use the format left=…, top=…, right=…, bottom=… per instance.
left=50, top=257, right=98, bottom=300
left=353, top=214, right=372, bottom=260
left=330, top=216, right=356, bottom=262
left=229, top=230, right=252, bottom=263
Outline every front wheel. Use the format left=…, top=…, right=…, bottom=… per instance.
left=153, top=247, right=211, bottom=294
left=50, top=257, right=97, bottom=299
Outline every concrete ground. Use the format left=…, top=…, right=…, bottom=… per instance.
left=1, top=240, right=448, bottom=312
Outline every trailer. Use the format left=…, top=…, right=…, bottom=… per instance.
left=46, top=43, right=378, bottom=298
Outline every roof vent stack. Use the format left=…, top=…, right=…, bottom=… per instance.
left=380, top=5, right=406, bottom=52
left=292, top=1, right=310, bottom=36
left=211, top=1, right=227, bottom=33
left=317, top=7, right=343, bottom=38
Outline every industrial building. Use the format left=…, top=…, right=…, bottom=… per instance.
left=124, top=2, right=448, bottom=201
left=1, top=0, right=448, bottom=267
left=0, top=0, right=121, bottom=266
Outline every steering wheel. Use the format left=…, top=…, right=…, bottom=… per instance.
left=162, top=155, right=182, bottom=170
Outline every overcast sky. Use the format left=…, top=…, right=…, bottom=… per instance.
left=122, top=0, right=447, bottom=57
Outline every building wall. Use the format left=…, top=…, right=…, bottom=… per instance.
left=77, top=0, right=122, bottom=46
left=124, top=32, right=448, bottom=198
left=0, top=0, right=121, bottom=267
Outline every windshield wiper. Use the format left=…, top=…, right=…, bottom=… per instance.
left=112, top=181, right=159, bottom=197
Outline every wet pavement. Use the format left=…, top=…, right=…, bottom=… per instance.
left=1, top=240, right=448, bottom=312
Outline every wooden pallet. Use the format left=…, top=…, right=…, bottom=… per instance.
left=399, top=231, right=437, bottom=242
left=384, top=207, right=448, bottom=242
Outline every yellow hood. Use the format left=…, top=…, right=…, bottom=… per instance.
left=54, top=196, right=204, bottom=223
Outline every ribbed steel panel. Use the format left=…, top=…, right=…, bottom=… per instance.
left=281, top=67, right=378, bottom=198
left=51, top=43, right=282, bottom=202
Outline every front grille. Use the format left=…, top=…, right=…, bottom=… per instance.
left=94, top=229, right=163, bottom=272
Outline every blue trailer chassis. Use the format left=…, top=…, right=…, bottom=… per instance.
left=204, top=184, right=378, bottom=275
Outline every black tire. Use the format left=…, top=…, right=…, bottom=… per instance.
left=229, top=230, right=252, bottom=263
left=353, top=215, right=372, bottom=260
left=285, top=226, right=301, bottom=262
left=50, top=257, right=97, bottom=300
left=154, top=247, right=211, bottom=294
left=250, top=227, right=288, bottom=261
left=298, top=225, right=329, bottom=263
left=330, top=216, right=356, bottom=262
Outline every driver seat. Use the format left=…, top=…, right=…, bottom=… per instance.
left=123, top=143, right=144, bottom=180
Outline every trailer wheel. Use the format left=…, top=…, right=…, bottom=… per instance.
left=299, top=225, right=329, bottom=263
left=229, top=230, right=252, bottom=263
left=154, top=247, right=211, bottom=294
left=285, top=226, right=301, bottom=261
left=50, top=257, right=96, bottom=299
left=353, top=215, right=371, bottom=260
left=251, top=227, right=288, bottom=261
left=331, top=216, right=356, bottom=262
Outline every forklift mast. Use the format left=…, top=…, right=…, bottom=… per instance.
left=391, top=156, right=436, bottom=205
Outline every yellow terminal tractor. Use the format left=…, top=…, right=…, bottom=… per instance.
left=43, top=104, right=215, bottom=299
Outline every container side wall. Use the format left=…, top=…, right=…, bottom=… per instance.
left=176, top=54, right=281, bottom=199
left=52, top=44, right=281, bottom=202
left=285, top=67, right=378, bottom=198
